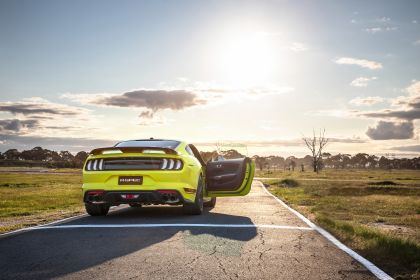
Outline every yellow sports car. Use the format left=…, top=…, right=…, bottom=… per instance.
left=82, top=139, right=255, bottom=215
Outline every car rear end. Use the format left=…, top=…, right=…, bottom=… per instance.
left=82, top=146, right=199, bottom=207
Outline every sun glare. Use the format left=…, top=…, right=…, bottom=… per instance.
left=218, top=31, right=275, bottom=86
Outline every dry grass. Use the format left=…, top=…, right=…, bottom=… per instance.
left=263, top=169, right=420, bottom=279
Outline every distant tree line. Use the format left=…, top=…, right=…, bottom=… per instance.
left=252, top=153, right=420, bottom=171
left=0, top=147, right=88, bottom=168
left=0, top=147, right=419, bottom=170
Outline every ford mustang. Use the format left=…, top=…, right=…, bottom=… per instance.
left=82, top=139, right=255, bottom=215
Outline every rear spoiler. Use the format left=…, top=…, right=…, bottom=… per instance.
left=89, top=147, right=178, bottom=155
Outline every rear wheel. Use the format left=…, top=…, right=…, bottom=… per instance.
left=204, top=197, right=216, bottom=208
left=183, top=176, right=204, bottom=215
left=85, top=203, right=110, bottom=216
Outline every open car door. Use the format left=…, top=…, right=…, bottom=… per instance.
left=205, top=157, right=255, bottom=197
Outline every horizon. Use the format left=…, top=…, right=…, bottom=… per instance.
left=1, top=0, right=420, bottom=157
left=1, top=142, right=419, bottom=159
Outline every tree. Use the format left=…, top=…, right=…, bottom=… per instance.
left=200, top=151, right=218, bottom=163
left=3, top=149, right=20, bottom=160
left=303, top=129, right=329, bottom=173
left=290, top=160, right=296, bottom=171
left=221, top=149, right=244, bottom=159
left=59, top=151, right=75, bottom=161
left=351, top=153, right=369, bottom=168
left=268, top=156, right=285, bottom=170
left=74, top=151, right=88, bottom=165
left=254, top=156, right=267, bottom=171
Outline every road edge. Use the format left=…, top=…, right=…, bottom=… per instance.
left=258, top=181, right=394, bottom=280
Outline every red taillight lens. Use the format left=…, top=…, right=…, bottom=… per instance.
left=87, top=190, right=104, bottom=196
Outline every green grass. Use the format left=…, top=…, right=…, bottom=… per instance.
left=264, top=169, right=420, bottom=279
left=0, top=168, right=84, bottom=233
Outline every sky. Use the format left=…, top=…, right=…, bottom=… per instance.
left=1, top=0, right=420, bottom=157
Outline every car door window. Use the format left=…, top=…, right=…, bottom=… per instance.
left=185, top=145, right=194, bottom=156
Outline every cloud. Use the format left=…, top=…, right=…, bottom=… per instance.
left=407, top=80, right=420, bottom=96
left=385, top=27, right=397, bottom=31
left=350, top=77, right=377, bottom=87
left=365, top=18, right=397, bottom=34
left=0, top=98, right=93, bottom=136
left=139, top=110, right=154, bottom=119
left=391, top=145, right=420, bottom=152
left=361, top=109, right=420, bottom=120
left=376, top=17, right=391, bottom=23
left=365, top=27, right=382, bottom=34
left=0, top=134, right=116, bottom=153
left=94, top=90, right=205, bottom=112
left=350, top=96, right=384, bottom=106
left=137, top=110, right=168, bottom=127
left=357, top=81, right=420, bottom=121
left=366, top=121, right=414, bottom=140
left=62, top=90, right=206, bottom=113
left=289, top=42, right=307, bottom=52
left=335, top=57, right=383, bottom=70
left=328, top=137, right=367, bottom=144
left=413, top=40, right=420, bottom=46
left=0, top=98, right=85, bottom=116
left=63, top=84, right=295, bottom=111
left=365, top=27, right=397, bottom=33
left=62, top=90, right=203, bottom=109
left=0, top=119, right=39, bottom=134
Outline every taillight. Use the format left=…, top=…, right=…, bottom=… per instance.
left=87, top=190, right=104, bottom=196
left=85, top=159, right=104, bottom=171
left=160, top=158, right=183, bottom=170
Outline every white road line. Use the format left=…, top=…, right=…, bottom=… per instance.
left=258, top=181, right=394, bottom=280
left=31, top=224, right=314, bottom=230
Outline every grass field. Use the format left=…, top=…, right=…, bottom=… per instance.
left=257, top=169, right=420, bottom=280
left=0, top=168, right=83, bottom=233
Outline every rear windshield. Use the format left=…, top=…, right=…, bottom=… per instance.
left=115, top=140, right=180, bottom=149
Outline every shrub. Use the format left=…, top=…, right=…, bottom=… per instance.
left=368, top=180, right=399, bottom=186
left=278, top=179, right=299, bottom=188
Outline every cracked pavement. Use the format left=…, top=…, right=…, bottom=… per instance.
left=0, top=181, right=377, bottom=280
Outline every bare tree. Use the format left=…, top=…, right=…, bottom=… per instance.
left=303, top=129, right=329, bottom=173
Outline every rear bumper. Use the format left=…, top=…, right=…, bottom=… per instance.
left=84, top=190, right=188, bottom=205
left=82, top=168, right=200, bottom=202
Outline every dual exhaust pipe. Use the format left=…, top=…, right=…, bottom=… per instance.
left=161, top=194, right=180, bottom=203
left=157, top=190, right=180, bottom=204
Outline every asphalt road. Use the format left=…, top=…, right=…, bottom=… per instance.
left=0, top=181, right=378, bottom=280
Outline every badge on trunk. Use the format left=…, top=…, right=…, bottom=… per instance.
left=118, top=176, right=143, bottom=185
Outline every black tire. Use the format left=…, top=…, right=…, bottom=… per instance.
left=204, top=197, right=216, bottom=208
left=85, top=203, right=110, bottom=216
left=129, top=203, right=142, bottom=208
left=183, top=176, right=204, bottom=215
